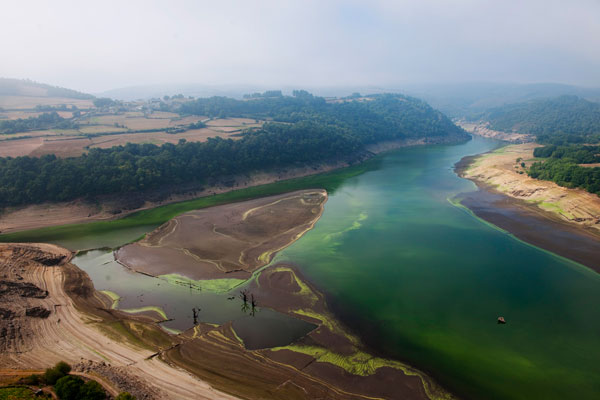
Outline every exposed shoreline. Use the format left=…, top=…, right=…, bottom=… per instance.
left=0, top=240, right=455, bottom=399
left=0, top=243, right=238, bottom=400
left=0, top=135, right=468, bottom=235
left=115, top=189, right=328, bottom=283
left=455, top=149, right=600, bottom=272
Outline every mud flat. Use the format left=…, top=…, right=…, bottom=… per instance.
left=0, top=241, right=454, bottom=400
left=162, top=264, right=455, bottom=400
left=456, top=144, right=600, bottom=271
left=116, top=190, right=328, bottom=281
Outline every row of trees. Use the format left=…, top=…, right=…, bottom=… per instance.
left=0, top=94, right=467, bottom=207
left=19, top=361, right=135, bottom=399
left=0, top=111, right=78, bottom=134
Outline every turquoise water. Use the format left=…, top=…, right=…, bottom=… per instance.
left=71, top=136, right=600, bottom=399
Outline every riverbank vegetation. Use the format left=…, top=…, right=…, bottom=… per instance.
left=0, top=93, right=467, bottom=207
left=529, top=144, right=600, bottom=195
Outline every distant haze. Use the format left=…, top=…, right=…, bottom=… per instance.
left=2, top=0, right=600, bottom=93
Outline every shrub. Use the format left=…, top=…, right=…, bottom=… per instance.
left=116, top=392, right=136, bottom=400
left=20, top=373, right=42, bottom=385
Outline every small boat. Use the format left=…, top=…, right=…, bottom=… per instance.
left=497, top=316, right=506, bottom=324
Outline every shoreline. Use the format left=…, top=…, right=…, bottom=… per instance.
left=0, top=135, right=468, bottom=235
left=455, top=151, right=600, bottom=273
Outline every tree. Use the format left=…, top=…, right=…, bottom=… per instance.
left=116, top=392, right=136, bottom=399
left=78, top=380, right=106, bottom=400
left=44, top=361, right=71, bottom=385
left=54, top=375, right=84, bottom=400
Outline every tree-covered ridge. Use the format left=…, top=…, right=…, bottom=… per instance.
left=0, top=93, right=467, bottom=207
left=0, top=111, right=78, bottom=134
left=528, top=144, right=600, bottom=195
left=480, top=96, right=600, bottom=142
left=0, top=78, right=94, bottom=99
left=179, top=92, right=461, bottom=140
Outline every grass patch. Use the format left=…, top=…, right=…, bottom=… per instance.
left=538, top=201, right=575, bottom=219
left=0, top=387, right=38, bottom=400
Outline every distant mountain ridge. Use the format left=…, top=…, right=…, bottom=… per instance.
left=0, top=78, right=94, bottom=99
left=401, top=82, right=600, bottom=118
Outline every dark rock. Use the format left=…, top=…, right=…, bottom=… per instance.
left=25, top=306, right=51, bottom=318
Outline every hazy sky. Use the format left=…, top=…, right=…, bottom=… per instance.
left=3, top=0, right=600, bottom=92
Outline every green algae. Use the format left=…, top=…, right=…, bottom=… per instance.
left=99, top=290, right=121, bottom=309
left=271, top=344, right=456, bottom=400
left=158, top=273, right=246, bottom=293
left=120, top=306, right=168, bottom=320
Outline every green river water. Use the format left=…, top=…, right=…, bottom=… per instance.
left=13, top=136, right=600, bottom=400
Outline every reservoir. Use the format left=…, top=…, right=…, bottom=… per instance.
left=72, top=136, right=600, bottom=400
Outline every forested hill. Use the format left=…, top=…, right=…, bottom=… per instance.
left=0, top=78, right=94, bottom=99
left=0, top=93, right=468, bottom=207
left=180, top=92, right=464, bottom=141
left=480, top=96, right=600, bottom=143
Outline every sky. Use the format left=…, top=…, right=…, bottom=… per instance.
left=2, top=0, right=600, bottom=93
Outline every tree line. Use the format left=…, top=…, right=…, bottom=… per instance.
left=528, top=144, right=600, bottom=195
left=0, top=111, right=78, bottom=134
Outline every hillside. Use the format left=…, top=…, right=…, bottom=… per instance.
left=0, top=78, right=94, bottom=99
left=0, top=92, right=468, bottom=207
left=404, top=82, right=600, bottom=118
left=479, top=96, right=600, bottom=142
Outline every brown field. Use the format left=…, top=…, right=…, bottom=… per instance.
left=0, top=117, right=262, bottom=158
left=206, top=117, right=258, bottom=127
left=0, top=110, right=74, bottom=121
left=0, top=95, right=93, bottom=110
left=116, top=190, right=328, bottom=281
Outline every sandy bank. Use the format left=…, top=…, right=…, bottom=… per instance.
left=458, top=121, right=533, bottom=143
left=0, top=243, right=238, bottom=400
left=459, top=143, right=600, bottom=235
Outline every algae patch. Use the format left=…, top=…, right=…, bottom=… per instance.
left=158, top=273, right=245, bottom=293
left=99, top=290, right=121, bottom=309
left=121, top=305, right=168, bottom=320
